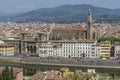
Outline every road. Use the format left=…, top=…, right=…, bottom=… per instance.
left=0, top=56, right=120, bottom=69
left=21, top=57, right=120, bottom=69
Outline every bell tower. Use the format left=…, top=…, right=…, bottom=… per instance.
left=87, top=9, right=93, bottom=39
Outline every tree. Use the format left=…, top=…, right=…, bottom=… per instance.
left=0, top=74, right=3, bottom=80
left=98, top=37, right=120, bottom=44
left=2, top=69, right=5, bottom=80
left=9, top=67, right=14, bottom=80
left=1, top=66, right=14, bottom=80
left=4, top=66, right=10, bottom=80
left=68, top=72, right=83, bottom=80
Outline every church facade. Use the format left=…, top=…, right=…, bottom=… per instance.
left=49, top=9, right=100, bottom=40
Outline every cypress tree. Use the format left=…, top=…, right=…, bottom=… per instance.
left=1, top=66, right=15, bottom=80
left=10, top=67, right=14, bottom=80
left=2, top=69, right=5, bottom=80
left=0, top=74, right=3, bottom=80
left=4, top=66, right=10, bottom=80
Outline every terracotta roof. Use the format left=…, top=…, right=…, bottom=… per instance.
left=53, top=39, right=96, bottom=43
left=0, top=43, right=14, bottom=47
left=13, top=67, right=23, bottom=75
left=92, top=43, right=100, bottom=46
left=53, top=27, right=87, bottom=31
left=100, top=41, right=110, bottom=44
left=53, top=43, right=61, bottom=47
left=30, top=71, right=64, bottom=80
left=114, top=42, right=120, bottom=45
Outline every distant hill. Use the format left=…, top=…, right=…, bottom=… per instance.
left=0, top=12, right=22, bottom=21
left=2, top=4, right=120, bottom=23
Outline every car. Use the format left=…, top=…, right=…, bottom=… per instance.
left=28, top=53, right=39, bottom=57
left=102, top=58, right=106, bottom=60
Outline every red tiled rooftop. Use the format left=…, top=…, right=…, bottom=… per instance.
left=53, top=39, right=96, bottom=43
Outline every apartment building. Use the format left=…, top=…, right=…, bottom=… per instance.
left=39, top=42, right=61, bottom=57
left=114, top=42, right=120, bottom=58
left=91, top=44, right=100, bottom=58
left=61, top=40, right=98, bottom=58
left=39, top=40, right=100, bottom=58
left=100, top=41, right=111, bottom=58
left=0, top=41, right=14, bottom=56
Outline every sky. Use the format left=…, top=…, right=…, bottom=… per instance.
left=0, top=0, right=119, bottom=13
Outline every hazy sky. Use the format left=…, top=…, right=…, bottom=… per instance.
left=0, top=0, right=119, bottom=13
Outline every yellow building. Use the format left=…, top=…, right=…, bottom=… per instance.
left=0, top=41, right=14, bottom=56
left=100, top=41, right=111, bottom=58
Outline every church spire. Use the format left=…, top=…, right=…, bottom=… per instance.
left=87, top=8, right=93, bottom=39
left=88, top=9, right=93, bottom=24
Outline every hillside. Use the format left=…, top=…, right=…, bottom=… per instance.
left=3, top=4, right=120, bottom=23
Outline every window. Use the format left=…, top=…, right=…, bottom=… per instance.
left=92, top=48, right=95, bottom=50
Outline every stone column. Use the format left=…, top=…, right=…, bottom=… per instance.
left=25, top=42, right=28, bottom=54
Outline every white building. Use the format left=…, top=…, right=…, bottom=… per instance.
left=91, top=44, right=100, bottom=58
left=39, top=42, right=61, bottom=57
left=114, top=42, right=120, bottom=58
left=39, top=40, right=100, bottom=58
left=60, top=40, right=99, bottom=58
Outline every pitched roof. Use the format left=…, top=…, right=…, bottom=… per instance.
left=30, top=71, right=64, bottom=80
left=53, top=39, right=96, bottom=43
